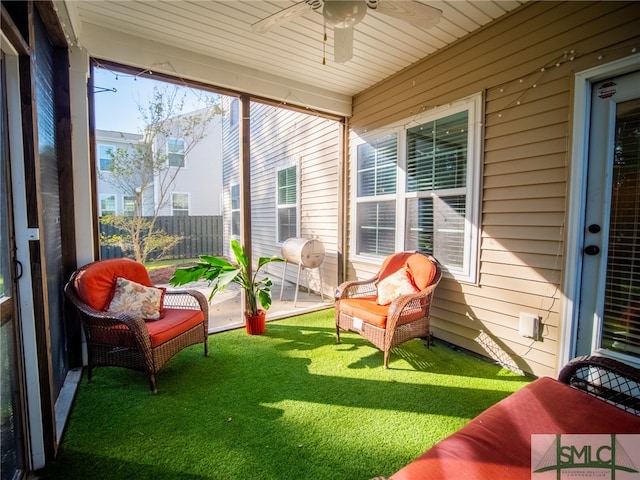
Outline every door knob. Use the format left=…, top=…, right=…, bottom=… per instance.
left=588, top=224, right=601, bottom=234
left=584, top=245, right=600, bottom=255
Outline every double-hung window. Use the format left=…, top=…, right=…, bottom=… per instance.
left=167, top=138, right=185, bottom=167
left=276, top=164, right=298, bottom=243
left=230, top=183, right=240, bottom=237
left=352, top=94, right=481, bottom=282
left=99, top=194, right=116, bottom=217
left=123, top=195, right=136, bottom=216
left=98, top=144, right=114, bottom=171
left=355, top=133, right=398, bottom=256
left=172, top=193, right=189, bottom=216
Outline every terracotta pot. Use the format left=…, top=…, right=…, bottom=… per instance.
left=245, top=309, right=266, bottom=335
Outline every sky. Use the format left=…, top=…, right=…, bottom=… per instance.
left=93, top=66, right=220, bottom=134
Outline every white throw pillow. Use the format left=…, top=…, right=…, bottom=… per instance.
left=107, top=277, right=165, bottom=320
left=376, top=267, right=418, bottom=306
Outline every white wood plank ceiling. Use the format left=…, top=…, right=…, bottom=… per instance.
left=59, top=0, right=527, bottom=113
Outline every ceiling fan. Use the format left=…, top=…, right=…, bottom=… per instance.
left=252, top=0, right=442, bottom=64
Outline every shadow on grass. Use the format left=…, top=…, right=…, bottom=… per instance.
left=265, top=321, right=528, bottom=381
left=38, top=311, right=531, bottom=480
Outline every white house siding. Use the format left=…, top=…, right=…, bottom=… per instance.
left=161, top=115, right=224, bottom=216
left=222, top=98, right=341, bottom=297
left=95, top=129, right=144, bottom=215
left=348, top=1, right=640, bottom=378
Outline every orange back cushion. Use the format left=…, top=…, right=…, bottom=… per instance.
left=74, top=258, right=152, bottom=311
left=378, top=252, right=437, bottom=291
left=405, top=253, right=437, bottom=290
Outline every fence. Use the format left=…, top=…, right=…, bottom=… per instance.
left=100, top=215, right=223, bottom=261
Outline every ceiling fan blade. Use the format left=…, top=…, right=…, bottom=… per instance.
left=374, top=0, right=442, bottom=29
left=333, top=26, right=354, bottom=63
left=251, top=2, right=313, bottom=34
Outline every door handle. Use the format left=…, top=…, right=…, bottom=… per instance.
left=584, top=245, right=600, bottom=256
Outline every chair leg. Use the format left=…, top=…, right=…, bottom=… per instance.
left=335, top=325, right=341, bottom=344
left=204, top=338, right=209, bottom=357
left=149, top=374, right=158, bottom=394
left=383, top=350, right=390, bottom=369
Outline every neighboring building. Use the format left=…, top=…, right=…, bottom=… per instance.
left=96, top=114, right=223, bottom=219
left=2, top=2, right=639, bottom=478
left=95, top=129, right=148, bottom=216
left=221, top=98, right=341, bottom=297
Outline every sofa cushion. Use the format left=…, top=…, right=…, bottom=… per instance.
left=390, top=377, right=640, bottom=480
left=90, top=308, right=204, bottom=348
left=404, top=254, right=437, bottom=290
left=339, top=297, right=389, bottom=328
left=376, top=266, right=418, bottom=305
left=74, top=258, right=153, bottom=311
left=107, top=277, right=165, bottom=320
left=146, top=308, right=204, bottom=347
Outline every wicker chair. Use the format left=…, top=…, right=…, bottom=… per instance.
left=335, top=251, right=441, bottom=368
left=65, top=258, right=209, bottom=393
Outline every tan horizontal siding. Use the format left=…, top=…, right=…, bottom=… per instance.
left=347, top=1, right=640, bottom=377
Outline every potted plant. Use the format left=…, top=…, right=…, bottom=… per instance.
left=169, top=239, right=284, bottom=334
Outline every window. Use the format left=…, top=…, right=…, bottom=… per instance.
left=352, top=94, right=481, bottom=282
left=354, top=133, right=397, bottom=256
left=229, top=98, right=239, bottom=128
left=277, top=164, right=298, bottom=243
left=123, top=195, right=136, bottom=216
left=167, top=138, right=185, bottom=167
left=100, top=194, right=116, bottom=216
left=230, top=183, right=240, bottom=236
left=172, top=193, right=189, bottom=216
left=98, top=144, right=114, bottom=171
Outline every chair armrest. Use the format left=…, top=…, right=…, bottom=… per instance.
left=164, top=289, right=208, bottom=312
left=335, top=277, right=378, bottom=300
left=558, top=355, right=640, bottom=415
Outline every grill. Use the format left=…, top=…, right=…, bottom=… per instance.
left=279, top=237, right=326, bottom=306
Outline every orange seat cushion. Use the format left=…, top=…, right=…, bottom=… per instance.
left=339, top=297, right=389, bottom=328
left=147, top=308, right=204, bottom=347
left=90, top=308, right=204, bottom=348
left=74, top=258, right=153, bottom=311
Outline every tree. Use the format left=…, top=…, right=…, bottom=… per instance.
left=99, top=85, right=224, bottom=263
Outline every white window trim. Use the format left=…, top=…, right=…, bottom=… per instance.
left=97, top=143, right=115, bottom=171
left=99, top=193, right=116, bottom=216
left=171, top=192, right=190, bottom=215
left=122, top=195, right=136, bottom=216
left=230, top=182, right=240, bottom=238
left=167, top=137, right=186, bottom=168
left=275, top=159, right=300, bottom=245
left=350, top=93, right=482, bottom=283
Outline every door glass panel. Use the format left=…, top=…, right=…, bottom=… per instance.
left=600, top=98, right=640, bottom=357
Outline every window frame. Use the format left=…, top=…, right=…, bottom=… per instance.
left=99, top=193, right=116, bottom=217
left=167, top=137, right=185, bottom=168
left=230, top=183, right=240, bottom=238
left=350, top=93, right=482, bottom=283
left=171, top=192, right=190, bottom=216
left=97, top=143, right=115, bottom=171
left=123, top=195, right=136, bottom=217
left=275, top=161, right=299, bottom=244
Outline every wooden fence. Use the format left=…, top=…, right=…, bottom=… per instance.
left=100, top=215, right=223, bottom=261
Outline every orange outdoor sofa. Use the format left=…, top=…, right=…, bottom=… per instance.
left=384, top=355, right=640, bottom=480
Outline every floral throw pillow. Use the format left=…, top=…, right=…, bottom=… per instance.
left=107, top=277, right=165, bottom=320
left=376, top=266, right=418, bottom=306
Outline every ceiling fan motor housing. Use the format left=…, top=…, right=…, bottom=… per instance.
left=322, top=0, right=368, bottom=28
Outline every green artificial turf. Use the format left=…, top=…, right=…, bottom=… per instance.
left=39, top=309, right=531, bottom=480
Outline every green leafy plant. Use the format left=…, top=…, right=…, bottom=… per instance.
left=169, top=239, right=284, bottom=316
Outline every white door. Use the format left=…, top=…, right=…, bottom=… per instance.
left=576, top=70, right=640, bottom=362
